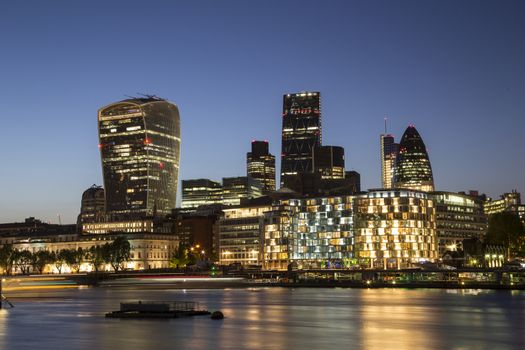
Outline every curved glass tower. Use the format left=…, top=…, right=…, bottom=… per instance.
left=98, top=97, right=181, bottom=219
left=393, top=125, right=434, bottom=192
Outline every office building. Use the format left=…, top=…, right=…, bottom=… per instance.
left=262, top=203, right=294, bottom=270
left=393, top=125, right=434, bottom=192
left=353, top=190, right=438, bottom=269
left=98, top=96, right=181, bottom=219
left=222, top=176, right=263, bottom=206
left=247, top=140, right=276, bottom=192
left=380, top=134, right=399, bottom=188
left=218, top=201, right=273, bottom=266
left=313, top=145, right=345, bottom=180
left=181, top=179, right=223, bottom=209
left=281, top=92, right=321, bottom=188
left=431, top=191, right=487, bottom=255
left=345, top=171, right=361, bottom=193
left=484, top=190, right=521, bottom=215
left=79, top=185, right=105, bottom=224
left=287, top=196, right=354, bottom=267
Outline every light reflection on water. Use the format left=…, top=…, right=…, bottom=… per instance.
left=0, top=287, right=524, bottom=349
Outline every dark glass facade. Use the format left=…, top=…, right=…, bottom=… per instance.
left=79, top=185, right=105, bottom=224
left=281, top=92, right=321, bottom=188
left=393, top=125, right=434, bottom=192
left=313, top=145, right=345, bottom=179
left=247, top=140, right=276, bottom=193
left=222, top=176, right=263, bottom=206
left=98, top=97, right=181, bottom=219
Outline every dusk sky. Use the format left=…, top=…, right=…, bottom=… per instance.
left=0, top=0, right=524, bottom=224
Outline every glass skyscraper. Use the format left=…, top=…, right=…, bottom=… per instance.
left=247, top=140, right=276, bottom=193
left=98, top=97, right=181, bottom=219
left=380, top=134, right=399, bottom=188
left=393, top=125, right=434, bottom=192
left=281, top=92, right=321, bottom=188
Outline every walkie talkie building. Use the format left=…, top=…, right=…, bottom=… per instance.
left=98, top=97, right=181, bottom=219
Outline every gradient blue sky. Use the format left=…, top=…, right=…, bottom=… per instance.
left=0, top=0, right=524, bottom=224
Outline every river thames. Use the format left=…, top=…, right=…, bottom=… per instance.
left=1, top=287, right=523, bottom=349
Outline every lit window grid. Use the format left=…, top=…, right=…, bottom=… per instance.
left=353, top=195, right=437, bottom=265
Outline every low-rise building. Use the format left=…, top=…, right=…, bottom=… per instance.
left=218, top=201, right=272, bottom=266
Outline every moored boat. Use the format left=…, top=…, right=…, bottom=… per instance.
left=105, top=301, right=210, bottom=319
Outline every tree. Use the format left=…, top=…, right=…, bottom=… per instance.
left=169, top=244, right=195, bottom=268
left=31, top=250, right=54, bottom=274
left=486, top=212, right=525, bottom=259
left=0, top=244, right=16, bottom=275
left=107, top=237, right=131, bottom=272
left=13, top=249, right=33, bottom=274
left=62, top=248, right=84, bottom=273
left=52, top=249, right=68, bottom=274
left=86, top=245, right=107, bottom=272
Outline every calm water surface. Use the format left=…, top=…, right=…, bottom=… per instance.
left=0, top=287, right=524, bottom=349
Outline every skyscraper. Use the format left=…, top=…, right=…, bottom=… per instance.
left=380, top=134, right=399, bottom=188
left=98, top=97, right=181, bottom=219
left=247, top=140, right=276, bottom=192
left=281, top=92, right=321, bottom=188
left=393, top=125, right=434, bottom=192
left=313, top=145, right=345, bottom=180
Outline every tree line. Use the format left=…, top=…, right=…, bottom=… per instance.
left=0, top=237, right=131, bottom=275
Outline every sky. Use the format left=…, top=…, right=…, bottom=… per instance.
left=0, top=0, right=524, bottom=224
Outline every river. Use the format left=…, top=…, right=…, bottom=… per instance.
left=1, top=287, right=523, bottom=349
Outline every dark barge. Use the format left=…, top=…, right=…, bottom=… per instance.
left=105, top=301, right=211, bottom=319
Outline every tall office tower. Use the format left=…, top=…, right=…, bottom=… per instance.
left=393, top=125, right=434, bottom=192
left=281, top=91, right=321, bottom=188
left=313, top=145, right=345, bottom=179
left=181, top=179, right=223, bottom=208
left=380, top=134, right=399, bottom=188
left=79, top=185, right=105, bottom=224
left=247, top=140, right=276, bottom=193
left=222, top=176, right=263, bottom=206
left=98, top=97, right=181, bottom=219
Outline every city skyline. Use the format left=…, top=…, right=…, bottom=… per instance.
left=1, top=1, right=524, bottom=223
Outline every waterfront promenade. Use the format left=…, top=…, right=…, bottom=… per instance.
left=2, top=267, right=525, bottom=295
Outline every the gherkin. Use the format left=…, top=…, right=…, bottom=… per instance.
left=393, top=125, right=434, bottom=192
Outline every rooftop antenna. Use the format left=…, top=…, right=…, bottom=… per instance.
left=137, top=93, right=162, bottom=100
left=384, top=115, right=388, bottom=134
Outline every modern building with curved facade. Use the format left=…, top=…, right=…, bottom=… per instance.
left=353, top=189, right=437, bottom=269
left=98, top=97, right=181, bottom=219
left=393, top=125, right=434, bottom=192
left=79, top=184, right=105, bottom=224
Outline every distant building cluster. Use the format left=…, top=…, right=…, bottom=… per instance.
left=1, top=92, right=524, bottom=274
